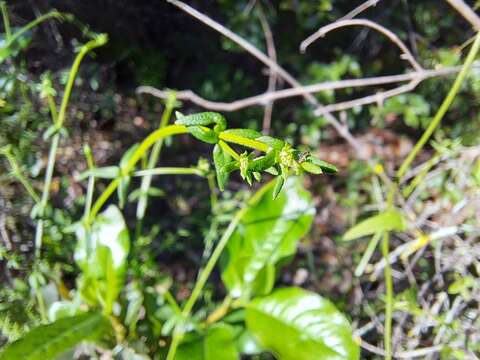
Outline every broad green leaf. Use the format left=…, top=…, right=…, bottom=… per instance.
left=0, top=312, right=111, bottom=360
left=176, top=324, right=239, bottom=360
left=343, top=209, right=406, bottom=241
left=221, top=177, right=314, bottom=299
left=246, top=287, right=359, bottom=360
left=74, top=205, right=130, bottom=312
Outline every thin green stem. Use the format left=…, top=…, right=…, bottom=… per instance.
left=47, top=93, right=58, bottom=124
left=4, top=11, right=63, bottom=50
left=397, top=32, right=480, bottom=180
left=166, top=181, right=274, bottom=360
left=382, top=231, right=393, bottom=359
left=381, top=32, right=480, bottom=360
left=34, top=35, right=107, bottom=259
left=219, top=132, right=270, bottom=152
left=89, top=125, right=188, bottom=222
left=83, top=145, right=95, bottom=221
left=218, top=140, right=240, bottom=160
left=136, top=92, right=176, bottom=221
left=56, top=36, right=107, bottom=129
left=133, top=167, right=203, bottom=177
left=1, top=1, right=11, bottom=40
left=34, top=134, right=59, bottom=258
left=354, top=231, right=382, bottom=277
left=0, top=147, right=40, bottom=203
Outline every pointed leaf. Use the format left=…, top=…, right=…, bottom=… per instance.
left=343, top=209, right=406, bottom=241
left=272, top=176, right=284, bottom=199
left=221, top=178, right=314, bottom=299
left=213, top=144, right=229, bottom=191
left=0, top=312, right=111, bottom=360
left=307, top=156, right=338, bottom=173
left=246, top=287, right=359, bottom=360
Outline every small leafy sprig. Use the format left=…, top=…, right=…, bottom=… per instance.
left=175, top=111, right=337, bottom=198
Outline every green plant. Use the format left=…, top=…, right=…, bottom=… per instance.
left=342, top=31, right=480, bottom=360
left=0, top=18, right=358, bottom=354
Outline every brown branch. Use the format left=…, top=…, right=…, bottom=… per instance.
left=257, top=4, right=277, bottom=133
left=300, top=19, right=423, bottom=71
left=137, top=65, right=469, bottom=113
left=446, top=0, right=480, bottom=31
left=313, top=79, right=422, bottom=115
left=165, top=0, right=363, bottom=155
left=338, top=0, right=381, bottom=21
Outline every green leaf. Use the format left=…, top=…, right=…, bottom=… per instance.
left=300, top=161, right=323, bottom=174
left=175, top=112, right=226, bottom=131
left=249, top=151, right=276, bottom=172
left=246, top=287, right=359, bottom=360
left=187, top=126, right=218, bottom=144
left=307, top=156, right=338, bottom=173
left=222, top=128, right=262, bottom=139
left=343, top=209, right=406, bottom=241
left=177, top=324, right=239, bottom=360
left=213, top=144, right=230, bottom=191
left=272, top=175, right=284, bottom=199
left=256, top=136, right=284, bottom=150
left=77, top=166, right=120, bottom=181
left=0, top=312, right=111, bottom=360
left=221, top=177, right=314, bottom=299
left=74, top=205, right=130, bottom=313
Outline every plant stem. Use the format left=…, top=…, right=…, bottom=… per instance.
left=1, top=1, right=11, bottom=40
left=133, top=167, right=204, bottom=177
left=136, top=92, right=176, bottom=222
left=0, top=147, right=40, bottom=203
left=4, top=11, right=64, bottom=50
left=219, top=132, right=270, bottom=152
left=381, top=31, right=480, bottom=360
left=83, top=145, right=95, bottom=221
left=397, top=32, right=480, bottom=180
left=34, top=36, right=107, bottom=259
left=89, top=125, right=188, bottom=222
left=166, top=181, right=274, bottom=360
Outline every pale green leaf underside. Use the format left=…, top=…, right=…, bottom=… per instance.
left=343, top=209, right=406, bottom=241
left=0, top=312, right=111, bottom=360
left=246, top=287, right=359, bottom=360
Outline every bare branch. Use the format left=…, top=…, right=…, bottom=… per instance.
left=137, top=65, right=470, bottom=112
left=360, top=339, right=443, bottom=359
left=257, top=4, right=277, bottom=133
left=338, top=0, right=381, bottom=21
left=300, top=19, right=423, bottom=71
left=313, top=79, right=422, bottom=115
left=446, top=0, right=480, bottom=31
left=166, top=0, right=363, bottom=154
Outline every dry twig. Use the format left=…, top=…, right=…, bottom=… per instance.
left=300, top=19, right=423, bottom=71
left=446, top=0, right=480, bottom=31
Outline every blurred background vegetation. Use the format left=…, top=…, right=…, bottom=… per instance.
left=1, top=0, right=480, bottom=359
